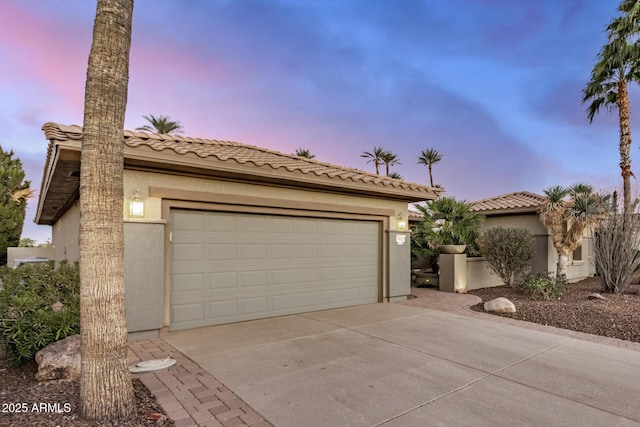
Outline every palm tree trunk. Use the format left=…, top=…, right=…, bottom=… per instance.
left=79, top=0, right=135, bottom=420
left=556, top=252, right=569, bottom=279
left=617, top=78, right=633, bottom=214
left=428, top=164, right=434, bottom=187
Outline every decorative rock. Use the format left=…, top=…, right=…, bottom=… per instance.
left=588, top=293, right=606, bottom=301
left=484, top=297, right=516, bottom=313
left=35, top=334, right=80, bottom=381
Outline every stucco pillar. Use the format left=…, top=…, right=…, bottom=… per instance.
left=387, top=230, right=411, bottom=302
left=439, top=253, right=467, bottom=292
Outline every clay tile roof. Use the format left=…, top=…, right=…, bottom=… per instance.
left=470, top=191, right=546, bottom=215
left=408, top=209, right=424, bottom=221
left=40, top=122, right=441, bottom=200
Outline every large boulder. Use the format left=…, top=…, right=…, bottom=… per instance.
left=484, top=297, right=516, bottom=313
left=35, top=334, right=80, bottom=381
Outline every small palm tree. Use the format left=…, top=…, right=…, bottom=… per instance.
left=380, top=151, right=401, bottom=176
left=583, top=4, right=640, bottom=214
left=360, top=146, right=386, bottom=175
left=294, top=148, right=315, bottom=159
left=388, top=172, right=403, bottom=179
left=136, top=114, right=183, bottom=135
left=538, top=183, right=606, bottom=279
left=418, top=148, right=442, bottom=187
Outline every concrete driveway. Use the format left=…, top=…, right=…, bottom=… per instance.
left=163, top=303, right=640, bottom=427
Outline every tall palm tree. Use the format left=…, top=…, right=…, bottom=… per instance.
left=137, top=114, right=183, bottom=135
left=79, top=0, right=135, bottom=420
left=360, top=146, right=386, bottom=175
left=583, top=4, right=640, bottom=214
left=538, top=184, right=606, bottom=279
left=380, top=151, right=401, bottom=176
left=294, top=148, right=315, bottom=159
left=418, top=148, right=442, bottom=187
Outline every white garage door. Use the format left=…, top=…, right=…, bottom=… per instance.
left=170, top=210, right=381, bottom=330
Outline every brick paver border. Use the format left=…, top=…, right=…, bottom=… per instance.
left=128, top=339, right=272, bottom=427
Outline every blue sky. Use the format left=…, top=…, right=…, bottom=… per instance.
left=0, top=0, right=632, bottom=243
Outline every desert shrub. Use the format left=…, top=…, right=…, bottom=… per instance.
left=593, top=213, right=640, bottom=293
left=0, top=261, right=79, bottom=363
left=520, top=273, right=566, bottom=301
left=478, top=227, right=535, bottom=287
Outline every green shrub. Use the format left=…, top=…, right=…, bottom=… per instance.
left=0, top=261, right=79, bottom=363
left=478, top=227, right=535, bottom=287
left=520, top=273, right=566, bottom=301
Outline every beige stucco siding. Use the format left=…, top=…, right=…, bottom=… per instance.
left=52, top=201, right=80, bottom=263
left=123, top=170, right=409, bottom=226
left=480, top=213, right=547, bottom=235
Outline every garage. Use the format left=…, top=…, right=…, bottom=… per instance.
left=37, top=122, right=439, bottom=336
left=170, top=209, right=381, bottom=330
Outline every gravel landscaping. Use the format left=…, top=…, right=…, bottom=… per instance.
left=469, top=275, right=640, bottom=343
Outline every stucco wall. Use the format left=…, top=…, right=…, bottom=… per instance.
left=7, top=247, right=55, bottom=268
left=123, top=170, right=409, bottom=227
left=52, top=201, right=80, bottom=263
left=466, top=257, right=504, bottom=290
left=124, top=222, right=164, bottom=335
left=387, top=231, right=411, bottom=301
left=479, top=213, right=595, bottom=283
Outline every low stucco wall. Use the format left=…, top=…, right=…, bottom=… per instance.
left=7, top=247, right=55, bottom=268
left=466, top=257, right=504, bottom=290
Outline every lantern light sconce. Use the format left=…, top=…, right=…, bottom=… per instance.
left=129, top=189, right=144, bottom=218
left=396, top=213, right=407, bottom=230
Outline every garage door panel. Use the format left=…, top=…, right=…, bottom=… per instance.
left=207, top=243, right=238, bottom=261
left=208, top=271, right=238, bottom=290
left=270, top=294, right=295, bottom=311
left=240, top=270, right=268, bottom=288
left=208, top=300, right=239, bottom=320
left=171, top=210, right=380, bottom=330
left=172, top=302, right=204, bottom=324
left=207, top=214, right=238, bottom=231
left=241, top=244, right=268, bottom=260
left=271, top=244, right=295, bottom=259
left=173, top=243, right=204, bottom=261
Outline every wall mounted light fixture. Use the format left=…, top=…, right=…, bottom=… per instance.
left=396, top=213, right=407, bottom=230
left=129, top=189, right=144, bottom=218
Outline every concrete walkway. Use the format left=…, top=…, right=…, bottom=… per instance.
left=128, top=288, right=640, bottom=426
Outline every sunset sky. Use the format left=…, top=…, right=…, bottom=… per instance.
left=0, top=0, right=632, bottom=243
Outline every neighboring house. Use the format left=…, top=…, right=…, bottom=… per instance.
left=35, top=123, right=439, bottom=338
left=471, top=191, right=596, bottom=282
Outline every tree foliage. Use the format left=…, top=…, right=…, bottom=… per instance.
left=294, top=148, right=315, bottom=159
left=136, top=114, right=183, bottom=135
left=413, top=197, right=483, bottom=255
left=478, top=227, right=535, bottom=287
left=0, top=147, right=31, bottom=266
left=583, top=1, right=640, bottom=213
left=538, top=183, right=607, bottom=278
left=0, top=262, right=79, bottom=363
left=417, top=148, right=442, bottom=187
